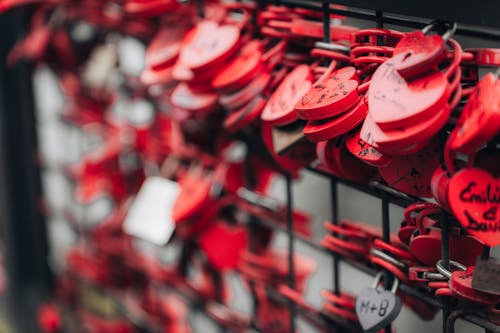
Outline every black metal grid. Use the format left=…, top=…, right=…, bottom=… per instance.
left=245, top=1, right=500, bottom=332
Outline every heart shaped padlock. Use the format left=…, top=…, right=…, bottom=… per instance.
left=448, top=72, right=500, bottom=154
left=178, top=20, right=241, bottom=73
left=261, top=64, right=313, bottom=126
left=367, top=38, right=462, bottom=131
left=378, top=138, right=441, bottom=197
left=303, top=96, right=368, bottom=142
left=211, top=40, right=264, bottom=93
left=345, top=130, right=391, bottom=167
left=356, top=273, right=402, bottom=333
left=295, top=67, right=360, bottom=120
left=198, top=220, right=248, bottom=271
left=448, top=168, right=500, bottom=247
left=392, top=30, right=447, bottom=78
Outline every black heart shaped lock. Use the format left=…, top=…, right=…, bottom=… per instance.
left=355, top=273, right=402, bottom=332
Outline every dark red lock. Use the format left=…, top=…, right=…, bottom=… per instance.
left=399, top=202, right=439, bottom=245
left=435, top=263, right=500, bottom=305
left=408, top=207, right=484, bottom=266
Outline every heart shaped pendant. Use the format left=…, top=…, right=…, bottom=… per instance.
left=449, top=73, right=500, bottom=154
left=448, top=168, right=500, bottom=247
left=392, top=31, right=447, bottom=78
left=355, top=286, right=402, bottom=332
left=295, top=66, right=359, bottom=120
left=261, top=64, right=313, bottom=125
left=199, top=221, right=248, bottom=271
left=368, top=57, right=449, bottom=131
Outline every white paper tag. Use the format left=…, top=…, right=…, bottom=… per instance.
left=124, top=177, right=180, bottom=245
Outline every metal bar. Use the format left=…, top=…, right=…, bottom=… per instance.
left=0, top=10, right=52, bottom=333
left=247, top=216, right=260, bottom=321
left=446, top=309, right=500, bottom=333
left=285, top=174, right=296, bottom=333
left=178, top=241, right=195, bottom=277
left=330, top=180, right=340, bottom=295
left=373, top=18, right=391, bottom=331
left=247, top=215, right=444, bottom=310
left=306, top=167, right=417, bottom=207
left=381, top=197, right=390, bottom=250
left=461, top=315, right=500, bottom=333
left=263, top=0, right=500, bottom=40
left=244, top=143, right=261, bottom=324
left=319, top=0, right=500, bottom=30
left=440, top=211, right=451, bottom=332
left=369, top=181, right=422, bottom=203
left=398, top=284, right=443, bottom=309
left=322, top=2, right=331, bottom=43
left=329, top=178, right=341, bottom=333
left=441, top=211, right=451, bottom=270
left=481, top=246, right=491, bottom=260
left=375, top=10, right=384, bottom=28
left=381, top=196, right=392, bottom=333
left=196, top=0, right=205, bottom=18
left=265, top=287, right=360, bottom=333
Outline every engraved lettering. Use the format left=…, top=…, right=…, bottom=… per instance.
left=464, top=210, right=500, bottom=232
left=459, top=182, right=500, bottom=204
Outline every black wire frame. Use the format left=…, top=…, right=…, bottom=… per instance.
left=257, top=1, right=500, bottom=332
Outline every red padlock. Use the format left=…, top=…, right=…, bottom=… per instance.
left=261, top=64, right=314, bottom=126
left=436, top=260, right=500, bottom=305
left=199, top=220, right=248, bottom=271
left=407, top=205, right=484, bottom=266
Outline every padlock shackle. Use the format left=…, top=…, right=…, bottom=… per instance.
left=421, top=21, right=457, bottom=41
left=443, top=39, right=463, bottom=79
left=404, top=202, right=440, bottom=226
left=422, top=271, right=448, bottom=281
left=371, top=271, right=400, bottom=293
left=415, top=206, right=441, bottom=235
left=313, top=59, right=338, bottom=85
left=370, top=248, right=406, bottom=269
left=314, top=41, right=350, bottom=53
left=372, top=239, right=415, bottom=262
left=435, top=259, right=467, bottom=279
